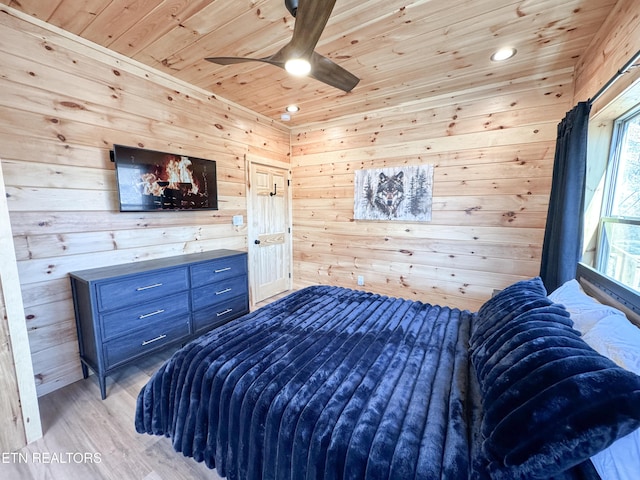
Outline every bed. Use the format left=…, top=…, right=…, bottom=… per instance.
left=135, top=276, right=640, bottom=480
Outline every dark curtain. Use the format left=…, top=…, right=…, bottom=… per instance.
left=540, top=101, right=592, bottom=293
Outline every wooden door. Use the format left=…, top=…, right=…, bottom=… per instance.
left=248, top=161, right=291, bottom=304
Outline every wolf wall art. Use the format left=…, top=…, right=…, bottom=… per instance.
left=354, top=165, right=433, bottom=221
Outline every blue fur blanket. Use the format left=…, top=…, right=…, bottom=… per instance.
left=135, top=286, right=475, bottom=479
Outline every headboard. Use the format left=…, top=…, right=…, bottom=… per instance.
left=576, top=262, right=640, bottom=328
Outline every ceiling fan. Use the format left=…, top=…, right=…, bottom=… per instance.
left=205, top=0, right=359, bottom=92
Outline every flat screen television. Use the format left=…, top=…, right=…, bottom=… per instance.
left=113, top=144, right=218, bottom=212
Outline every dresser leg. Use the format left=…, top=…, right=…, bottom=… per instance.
left=99, top=376, right=107, bottom=400
left=81, top=361, right=89, bottom=379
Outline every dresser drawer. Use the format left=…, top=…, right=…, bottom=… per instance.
left=97, top=267, right=189, bottom=311
left=192, top=294, right=249, bottom=333
left=191, top=274, right=248, bottom=310
left=104, top=318, right=191, bottom=369
left=190, top=255, right=247, bottom=287
left=100, top=292, right=190, bottom=341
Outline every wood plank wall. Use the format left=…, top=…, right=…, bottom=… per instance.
left=573, top=0, right=640, bottom=104
left=0, top=8, right=289, bottom=397
left=290, top=72, right=574, bottom=311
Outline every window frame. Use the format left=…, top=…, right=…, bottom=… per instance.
left=594, top=106, right=640, bottom=291
left=577, top=262, right=640, bottom=319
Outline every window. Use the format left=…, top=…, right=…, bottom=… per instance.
left=597, top=109, right=640, bottom=292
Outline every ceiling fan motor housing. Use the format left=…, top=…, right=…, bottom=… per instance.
left=285, top=0, right=298, bottom=17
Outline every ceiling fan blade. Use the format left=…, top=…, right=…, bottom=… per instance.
left=309, top=51, right=359, bottom=92
left=205, top=56, right=283, bottom=68
left=288, top=0, right=337, bottom=56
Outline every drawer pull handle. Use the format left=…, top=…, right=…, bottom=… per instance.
left=139, top=309, right=165, bottom=319
left=216, top=308, right=233, bottom=317
left=142, top=334, right=166, bottom=346
left=136, top=283, right=163, bottom=291
left=215, top=288, right=232, bottom=295
left=214, top=267, right=231, bottom=273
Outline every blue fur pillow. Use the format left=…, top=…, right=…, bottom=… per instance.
left=471, top=277, right=640, bottom=479
left=470, top=277, right=550, bottom=352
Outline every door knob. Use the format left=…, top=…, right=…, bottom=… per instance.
left=254, top=239, right=261, bottom=244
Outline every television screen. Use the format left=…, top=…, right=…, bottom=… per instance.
left=113, top=144, right=218, bottom=212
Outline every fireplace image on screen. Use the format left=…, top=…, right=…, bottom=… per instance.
left=113, top=144, right=218, bottom=212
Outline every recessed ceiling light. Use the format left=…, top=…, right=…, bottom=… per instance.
left=491, top=47, right=517, bottom=62
left=285, top=105, right=300, bottom=113
left=284, top=58, right=311, bottom=76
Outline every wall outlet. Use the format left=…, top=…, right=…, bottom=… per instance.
left=232, top=215, right=244, bottom=226
left=357, top=275, right=365, bottom=286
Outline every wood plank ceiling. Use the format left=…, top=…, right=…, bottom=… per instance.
left=0, top=0, right=617, bottom=127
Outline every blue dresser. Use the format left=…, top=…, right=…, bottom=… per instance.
left=70, top=249, right=249, bottom=399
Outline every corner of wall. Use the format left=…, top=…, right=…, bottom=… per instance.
left=0, top=158, right=42, bottom=450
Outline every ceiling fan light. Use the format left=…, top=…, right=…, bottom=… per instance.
left=285, top=58, right=311, bottom=76
left=491, top=47, right=517, bottom=62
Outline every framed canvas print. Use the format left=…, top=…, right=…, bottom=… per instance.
left=354, top=165, right=433, bottom=221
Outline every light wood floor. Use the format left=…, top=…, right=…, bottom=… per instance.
left=1, top=347, right=224, bottom=480
left=1, top=291, right=293, bottom=480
